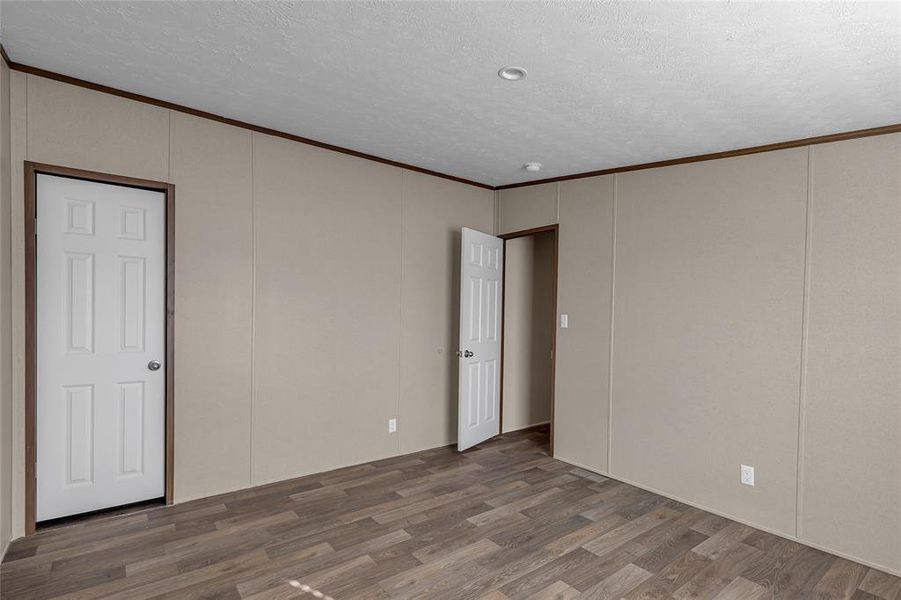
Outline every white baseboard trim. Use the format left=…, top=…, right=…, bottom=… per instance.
left=553, top=455, right=900, bottom=578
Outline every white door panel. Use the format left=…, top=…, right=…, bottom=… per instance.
left=458, top=228, right=503, bottom=451
left=37, top=174, right=166, bottom=521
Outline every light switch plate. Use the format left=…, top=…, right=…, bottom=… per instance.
left=560, top=314, right=569, bottom=328
left=388, top=418, right=397, bottom=433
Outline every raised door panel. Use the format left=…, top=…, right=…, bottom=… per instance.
left=117, top=256, right=146, bottom=352
left=64, top=252, right=94, bottom=354
left=64, top=385, right=94, bottom=486
left=117, top=382, right=145, bottom=478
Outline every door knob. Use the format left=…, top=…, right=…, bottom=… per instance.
left=464, top=350, right=474, bottom=358
left=147, top=360, right=161, bottom=371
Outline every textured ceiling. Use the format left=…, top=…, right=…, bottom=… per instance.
left=1, top=1, right=899, bottom=186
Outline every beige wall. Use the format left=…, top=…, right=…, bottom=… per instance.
left=400, top=172, right=494, bottom=453
left=502, top=231, right=554, bottom=433
left=5, top=74, right=494, bottom=536
left=169, top=113, right=254, bottom=501
left=801, top=135, right=900, bottom=572
left=251, top=134, right=403, bottom=484
left=497, top=183, right=557, bottom=235
left=613, top=149, right=807, bottom=536
left=498, top=134, right=901, bottom=574
left=0, top=59, right=12, bottom=559
left=554, top=176, right=615, bottom=474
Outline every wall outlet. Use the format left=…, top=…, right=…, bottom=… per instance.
left=388, top=418, right=397, bottom=433
left=740, top=464, right=755, bottom=486
left=560, top=314, right=569, bottom=329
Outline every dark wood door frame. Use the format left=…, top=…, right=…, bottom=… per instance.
left=498, top=224, right=560, bottom=454
left=24, top=161, right=175, bottom=535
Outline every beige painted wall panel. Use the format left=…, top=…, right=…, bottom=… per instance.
left=251, top=133, right=403, bottom=485
left=169, top=113, right=254, bottom=502
left=553, top=176, right=615, bottom=473
left=25, top=76, right=169, bottom=182
left=0, top=60, right=12, bottom=557
left=497, top=183, right=557, bottom=234
left=502, top=232, right=555, bottom=433
left=612, top=150, right=808, bottom=536
left=399, top=171, right=494, bottom=453
left=802, top=134, right=901, bottom=573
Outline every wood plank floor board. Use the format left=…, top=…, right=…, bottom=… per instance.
left=858, top=569, right=901, bottom=599
left=579, top=562, right=654, bottom=599
left=561, top=542, right=648, bottom=593
left=434, top=542, right=559, bottom=600
left=710, top=576, right=769, bottom=600
left=498, top=547, right=615, bottom=598
left=530, top=580, right=581, bottom=600
left=672, top=544, right=764, bottom=600
left=623, top=547, right=713, bottom=599
left=632, top=525, right=709, bottom=575
left=3, top=426, right=898, bottom=599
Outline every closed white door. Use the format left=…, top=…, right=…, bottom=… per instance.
left=458, top=227, right=503, bottom=451
left=37, top=174, right=166, bottom=521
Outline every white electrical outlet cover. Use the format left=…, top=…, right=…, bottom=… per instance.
left=388, top=418, right=397, bottom=433
left=560, top=314, right=569, bottom=328
left=740, top=464, right=755, bottom=486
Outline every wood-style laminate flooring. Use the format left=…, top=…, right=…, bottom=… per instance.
left=2, top=426, right=899, bottom=599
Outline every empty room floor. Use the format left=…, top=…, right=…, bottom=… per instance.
left=1, top=427, right=898, bottom=600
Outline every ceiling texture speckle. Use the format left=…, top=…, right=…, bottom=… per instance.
left=1, top=1, right=899, bottom=186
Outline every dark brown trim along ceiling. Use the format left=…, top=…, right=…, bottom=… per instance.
left=2, top=46, right=899, bottom=191
left=494, top=123, right=901, bottom=190
left=3, top=55, right=493, bottom=190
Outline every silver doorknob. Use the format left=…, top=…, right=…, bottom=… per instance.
left=147, top=360, right=161, bottom=371
left=463, top=350, right=474, bottom=358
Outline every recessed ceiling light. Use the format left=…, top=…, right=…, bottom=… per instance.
left=524, top=162, right=542, bottom=172
left=498, top=66, right=528, bottom=81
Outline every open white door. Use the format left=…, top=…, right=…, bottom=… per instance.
left=36, top=174, right=166, bottom=521
left=457, top=227, right=503, bottom=451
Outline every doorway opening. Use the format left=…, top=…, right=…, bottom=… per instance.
left=500, top=225, right=558, bottom=453
left=24, top=162, right=175, bottom=535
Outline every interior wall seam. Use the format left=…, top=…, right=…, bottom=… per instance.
left=607, top=174, right=617, bottom=475
left=795, top=144, right=814, bottom=539
left=397, top=169, right=405, bottom=455
left=249, top=130, right=256, bottom=487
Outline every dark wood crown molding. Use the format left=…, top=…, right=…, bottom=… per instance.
left=0, top=43, right=11, bottom=67
left=1, top=47, right=494, bottom=190
left=496, top=123, right=901, bottom=190
left=3, top=44, right=899, bottom=192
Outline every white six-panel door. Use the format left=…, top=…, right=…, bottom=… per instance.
left=37, top=174, right=166, bottom=521
left=457, top=227, right=503, bottom=451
